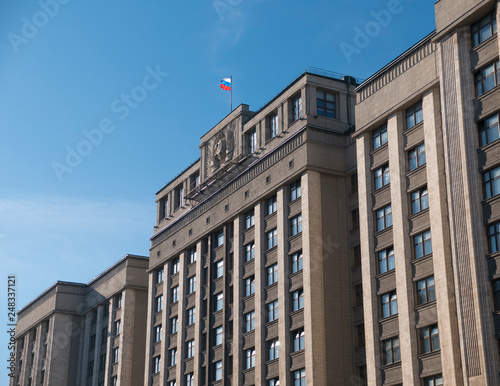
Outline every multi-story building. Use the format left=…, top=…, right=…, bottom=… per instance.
left=10, top=254, right=149, bottom=386
left=145, top=69, right=364, bottom=386
left=354, top=0, right=500, bottom=384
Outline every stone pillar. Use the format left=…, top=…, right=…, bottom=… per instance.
left=254, top=201, right=265, bottom=385
left=175, top=252, right=187, bottom=384
left=79, top=311, right=93, bottom=386
left=31, top=323, right=43, bottom=385
left=145, top=272, right=155, bottom=386
left=232, top=215, right=244, bottom=385
left=194, top=241, right=203, bottom=385
left=92, top=305, right=104, bottom=386
left=104, top=300, right=115, bottom=386
left=117, top=289, right=136, bottom=386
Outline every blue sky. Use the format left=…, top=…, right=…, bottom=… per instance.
left=0, top=0, right=436, bottom=378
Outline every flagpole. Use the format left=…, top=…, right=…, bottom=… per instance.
left=230, top=75, right=233, bottom=112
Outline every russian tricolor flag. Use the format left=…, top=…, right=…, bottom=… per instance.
left=220, top=78, right=231, bottom=91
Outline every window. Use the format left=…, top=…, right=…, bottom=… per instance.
left=247, top=129, right=257, bottom=153
left=268, top=300, right=279, bottom=322
left=290, top=180, right=302, bottom=201
left=267, top=263, right=278, bottom=285
left=245, top=242, right=255, bottom=262
left=187, top=307, right=196, bottom=325
left=291, top=252, right=303, bottom=273
left=350, top=173, right=358, bottom=194
left=189, top=247, right=197, bottom=264
left=373, top=125, right=388, bottom=150
left=111, top=377, right=117, bottom=386
left=488, top=221, right=500, bottom=253
left=484, top=165, right=500, bottom=199
left=186, top=373, right=194, bottom=386
left=417, top=276, right=436, bottom=305
left=406, top=101, right=423, bottom=129
left=245, top=348, right=256, bottom=369
left=115, top=293, right=122, bottom=309
left=472, top=11, right=497, bottom=46
left=492, top=279, right=500, bottom=310
left=245, top=311, right=255, bottom=332
left=154, top=325, right=162, bottom=343
left=188, top=276, right=196, bottom=294
left=214, top=360, right=223, bottom=381
left=216, top=230, right=224, bottom=247
left=168, top=382, right=176, bottom=386
left=267, top=195, right=277, bottom=215
left=421, top=324, right=440, bottom=354
left=382, top=337, right=400, bottom=365
left=411, top=186, right=429, bottom=214
left=352, top=245, right=361, bottom=268
left=292, top=289, right=304, bottom=311
left=90, top=334, right=96, bottom=349
left=174, top=184, right=184, bottom=209
left=114, top=320, right=121, bottom=335
left=99, top=354, right=106, bottom=371
left=381, top=291, right=398, bottom=318
left=87, top=360, right=94, bottom=378
left=269, top=113, right=279, bottom=138
left=112, top=347, right=119, bottom=364
left=267, top=229, right=278, bottom=250
left=186, top=340, right=195, bottom=358
left=268, top=338, right=280, bottom=360
left=356, top=324, right=365, bottom=348
left=423, top=374, right=443, bottom=386
left=215, top=326, right=223, bottom=346
left=291, top=214, right=302, bottom=236
left=354, top=284, right=363, bottom=308
left=317, top=90, right=336, bottom=118
left=155, top=295, right=163, bottom=312
left=171, top=317, right=178, bottom=334
left=215, top=260, right=224, bottom=278
left=161, top=197, right=169, bottom=218
left=171, top=286, right=179, bottom=303
left=156, top=268, right=164, bottom=284
left=293, top=368, right=306, bottom=386
left=214, top=293, right=223, bottom=311
left=374, top=164, right=390, bottom=190
left=409, top=143, right=426, bottom=171
left=172, top=258, right=180, bottom=274
left=245, top=210, right=255, bottom=229
left=415, top=230, right=432, bottom=259
left=245, top=276, right=255, bottom=296
left=293, top=329, right=305, bottom=351
left=378, top=247, right=395, bottom=274
left=480, top=113, right=500, bottom=146
left=268, top=378, right=280, bottom=386
left=101, top=328, right=108, bottom=344
left=292, top=94, right=302, bottom=120
left=475, top=60, right=500, bottom=96
left=376, top=205, right=392, bottom=231
left=170, top=348, right=177, bottom=366
left=351, top=208, right=359, bottom=230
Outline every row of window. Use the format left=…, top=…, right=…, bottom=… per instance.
left=383, top=324, right=439, bottom=365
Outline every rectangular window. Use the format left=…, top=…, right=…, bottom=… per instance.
left=378, top=247, right=395, bottom=274
left=153, top=356, right=161, bottom=373
left=155, top=295, right=163, bottom=312
left=186, top=373, right=194, bottom=386
left=472, top=11, right=497, bottom=46
left=492, top=279, right=500, bottom=310
left=316, top=90, right=336, bottom=118
left=381, top=291, right=398, bottom=318
left=420, top=324, right=440, bottom=354
left=267, top=195, right=277, bottom=215
left=187, top=307, right=195, bottom=325
left=245, top=348, right=256, bottom=369
left=247, top=129, right=257, bottom=153
left=417, top=276, right=436, bottom=305
left=374, top=164, right=390, bottom=190
left=267, top=228, right=278, bottom=250
left=186, top=340, right=195, bottom=358
left=87, top=360, right=94, bottom=378
left=245, top=210, right=255, bottom=229
left=245, top=276, right=255, bottom=296
left=293, top=369, right=306, bottom=386
left=268, top=300, right=279, bottom=322
left=154, top=325, right=162, bottom=343
left=268, top=338, right=280, bottom=360
left=293, top=94, right=302, bottom=121
left=480, top=113, right=500, bottom=146
left=174, top=184, right=184, bottom=209
left=215, top=326, right=223, bottom=346
left=373, top=125, right=388, bottom=150
left=112, top=347, right=119, bottom=364
left=156, top=268, right=164, bottom=284
left=290, top=180, right=302, bottom=201
left=376, top=204, right=392, bottom=231
left=291, top=252, right=303, bottom=273
left=488, top=221, right=500, bottom=253
left=188, top=276, right=196, bottom=294
left=269, top=113, right=279, bottom=138
left=356, top=324, right=365, bottom=348
left=409, top=143, right=426, bottom=171
left=484, top=165, right=500, bottom=199
left=293, top=329, right=305, bottom=352
left=406, top=101, right=423, bottom=129
left=169, top=381, right=176, bottom=386
left=171, top=317, right=178, bottom=334
left=411, top=186, right=429, bottom=214
left=214, top=360, right=223, bottom=381
left=101, top=328, right=107, bottom=344
left=382, top=337, right=400, bottom=365
left=269, top=378, right=280, bottom=386
left=171, top=286, right=179, bottom=303
left=161, top=197, right=169, bottom=218
left=245, top=242, right=255, bottom=262
left=292, top=289, right=304, bottom=311
left=216, top=230, right=224, bottom=247
left=245, top=311, right=255, bottom=332
left=214, top=292, right=223, bottom=311
left=415, top=230, right=432, bottom=259
left=189, top=247, right=197, bottom=264
left=423, top=374, right=443, bottom=386
left=99, top=354, right=106, bottom=371
left=215, top=260, right=224, bottom=278
left=114, top=320, right=121, bottom=335
left=475, top=60, right=500, bottom=96
left=111, top=377, right=117, bottom=386
left=351, top=208, right=359, bottom=230
left=115, top=293, right=122, bottom=309
left=291, top=214, right=302, bottom=236
left=172, top=258, right=180, bottom=275
left=267, top=263, right=279, bottom=285
left=90, top=334, right=96, bottom=349
left=170, top=348, right=177, bottom=366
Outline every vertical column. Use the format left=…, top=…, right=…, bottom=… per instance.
left=117, top=289, right=136, bottom=386
left=79, top=312, right=93, bottom=386
left=163, top=262, right=173, bottom=384
left=194, top=242, right=203, bottom=385
left=45, top=314, right=73, bottom=385
left=104, top=300, right=115, bottom=386
left=357, top=134, right=382, bottom=385
left=18, top=334, right=29, bottom=385
left=176, top=252, right=187, bottom=385
left=387, top=112, right=418, bottom=385
left=232, top=216, right=244, bottom=385
left=254, top=202, right=265, bottom=385
left=277, top=187, right=291, bottom=385
left=302, top=171, right=327, bottom=385
left=145, top=273, right=155, bottom=386
left=92, top=305, right=104, bottom=386
left=31, top=323, right=43, bottom=385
